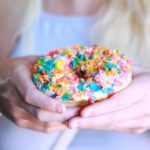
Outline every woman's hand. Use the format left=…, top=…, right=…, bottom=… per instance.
left=68, top=65, right=150, bottom=134
left=0, top=56, right=79, bottom=132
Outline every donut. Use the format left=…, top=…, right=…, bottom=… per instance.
left=32, top=44, right=132, bottom=107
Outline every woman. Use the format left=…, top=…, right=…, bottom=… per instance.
left=0, top=0, right=150, bottom=150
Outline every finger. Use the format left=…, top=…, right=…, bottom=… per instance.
left=115, top=117, right=150, bottom=130
left=12, top=106, right=67, bottom=132
left=12, top=65, right=66, bottom=113
left=110, top=127, right=144, bottom=134
left=15, top=117, right=67, bottom=133
left=68, top=102, right=141, bottom=129
left=22, top=103, right=80, bottom=122
left=22, top=56, right=39, bottom=63
left=20, top=120, right=67, bottom=133
left=67, top=116, right=139, bottom=133
left=81, top=76, right=145, bottom=117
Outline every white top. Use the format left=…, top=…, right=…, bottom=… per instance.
left=11, top=12, right=95, bottom=57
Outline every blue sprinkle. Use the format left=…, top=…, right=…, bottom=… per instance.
left=102, top=87, right=112, bottom=94
left=89, top=55, right=94, bottom=60
left=111, top=83, right=115, bottom=88
left=105, top=63, right=111, bottom=69
left=46, top=58, right=56, bottom=65
left=112, top=64, right=118, bottom=68
left=61, top=93, right=72, bottom=101
left=37, top=67, right=42, bottom=73
left=47, top=81, right=52, bottom=86
left=77, top=84, right=84, bottom=91
left=48, top=73, right=54, bottom=78
left=93, top=72, right=99, bottom=77
left=43, top=63, right=55, bottom=72
left=33, top=74, right=37, bottom=85
left=117, top=69, right=121, bottom=74
left=105, top=63, right=117, bottom=69
left=40, top=85, right=46, bottom=91
left=88, top=82, right=101, bottom=92
left=79, top=54, right=86, bottom=61
left=93, top=96, right=96, bottom=101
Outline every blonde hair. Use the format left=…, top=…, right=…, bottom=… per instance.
left=19, top=0, right=42, bottom=55
left=20, top=0, right=150, bottom=66
left=92, top=0, right=150, bottom=66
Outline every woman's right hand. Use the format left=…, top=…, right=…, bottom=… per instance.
left=0, top=56, right=80, bottom=132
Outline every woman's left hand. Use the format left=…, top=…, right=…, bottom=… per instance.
left=68, top=66, right=150, bottom=134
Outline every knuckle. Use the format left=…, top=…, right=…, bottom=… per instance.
left=12, top=65, right=24, bottom=77
left=24, top=89, right=33, bottom=103
left=36, top=110, right=44, bottom=121
left=15, top=119, right=26, bottom=128
left=44, top=123, right=53, bottom=132
left=12, top=106, right=21, bottom=118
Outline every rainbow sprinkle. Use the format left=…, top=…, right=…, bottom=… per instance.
left=33, top=45, right=132, bottom=103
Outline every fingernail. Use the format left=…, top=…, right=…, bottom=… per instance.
left=56, top=105, right=63, bottom=113
left=70, top=122, right=79, bottom=128
left=83, top=111, right=91, bottom=117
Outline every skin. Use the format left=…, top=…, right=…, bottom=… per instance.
left=68, top=66, right=150, bottom=134
left=0, top=0, right=102, bottom=132
left=0, top=56, right=80, bottom=132
left=1, top=0, right=150, bottom=134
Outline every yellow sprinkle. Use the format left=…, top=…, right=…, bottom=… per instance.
left=55, top=59, right=66, bottom=70
left=38, top=76, right=44, bottom=84
left=48, top=86, right=54, bottom=91
left=111, top=68, right=118, bottom=75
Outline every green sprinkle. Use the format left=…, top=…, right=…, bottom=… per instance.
left=56, top=84, right=62, bottom=88
left=64, top=49, right=71, bottom=55
left=115, top=49, right=120, bottom=54
left=38, top=57, right=46, bottom=65
left=61, top=93, right=72, bottom=101
left=77, top=84, right=84, bottom=91
left=72, top=57, right=79, bottom=69
left=88, top=82, right=101, bottom=92
left=80, top=46, right=85, bottom=50
left=105, top=57, right=111, bottom=61
left=80, top=78, right=85, bottom=84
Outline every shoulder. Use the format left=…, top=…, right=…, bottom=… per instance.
left=0, top=0, right=26, bottom=57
